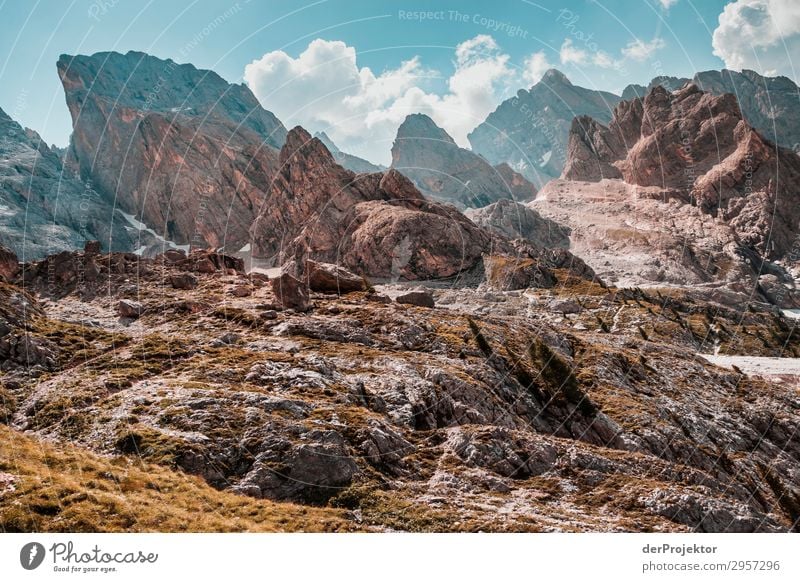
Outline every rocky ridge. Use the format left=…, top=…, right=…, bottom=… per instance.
left=622, top=69, right=800, bottom=152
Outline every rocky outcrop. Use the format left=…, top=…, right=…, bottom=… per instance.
left=250, top=127, right=493, bottom=280
left=560, top=84, right=800, bottom=261
left=0, top=107, right=135, bottom=259
left=391, top=114, right=536, bottom=208
left=314, top=132, right=384, bottom=174
left=57, top=51, right=287, bottom=251
left=465, top=199, right=570, bottom=248
left=0, top=245, right=19, bottom=282
left=623, top=69, right=800, bottom=152
left=468, top=69, right=620, bottom=186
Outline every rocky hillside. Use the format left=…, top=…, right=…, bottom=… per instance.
left=391, top=114, right=537, bottom=208
left=1, top=245, right=799, bottom=532
left=623, top=69, right=800, bottom=152
left=0, top=107, right=134, bottom=259
left=468, top=69, right=620, bottom=186
left=58, top=51, right=287, bottom=252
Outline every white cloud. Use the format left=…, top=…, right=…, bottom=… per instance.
left=658, top=0, right=679, bottom=9
left=559, top=38, right=620, bottom=69
left=559, top=38, right=588, bottom=65
left=523, top=51, right=552, bottom=85
left=712, top=0, right=800, bottom=79
left=244, top=36, right=523, bottom=165
left=622, top=38, right=666, bottom=61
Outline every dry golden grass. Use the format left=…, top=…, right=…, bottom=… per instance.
left=0, top=425, right=359, bottom=532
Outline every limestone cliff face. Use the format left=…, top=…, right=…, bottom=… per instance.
left=0, top=106, right=134, bottom=259
left=57, top=51, right=287, bottom=251
left=561, top=85, right=800, bottom=260
left=468, top=69, right=620, bottom=186
left=391, top=114, right=536, bottom=208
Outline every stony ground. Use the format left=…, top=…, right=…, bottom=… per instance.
left=1, top=250, right=799, bottom=532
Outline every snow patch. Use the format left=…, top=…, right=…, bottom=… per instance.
left=119, top=211, right=190, bottom=253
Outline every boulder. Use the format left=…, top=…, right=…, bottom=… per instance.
left=168, top=273, right=198, bottom=290
left=117, top=300, right=144, bottom=319
left=306, top=260, right=365, bottom=294
left=483, top=255, right=557, bottom=291
left=271, top=270, right=310, bottom=312
left=234, top=430, right=358, bottom=503
left=396, top=290, right=435, bottom=308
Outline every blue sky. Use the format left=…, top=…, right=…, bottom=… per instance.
left=0, top=0, right=796, bottom=164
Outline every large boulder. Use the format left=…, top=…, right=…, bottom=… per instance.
left=305, top=260, right=365, bottom=294
left=271, top=269, right=310, bottom=312
left=483, top=255, right=557, bottom=291
left=234, top=430, right=358, bottom=503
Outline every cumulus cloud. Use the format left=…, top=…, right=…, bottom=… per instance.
left=712, top=0, right=800, bottom=79
left=559, top=38, right=620, bottom=69
left=523, top=51, right=552, bottom=84
left=244, top=36, right=522, bottom=165
left=622, top=38, right=666, bottom=61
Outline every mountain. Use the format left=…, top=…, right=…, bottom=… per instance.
left=622, top=69, right=800, bottom=152
left=391, top=113, right=536, bottom=208
left=250, top=126, right=492, bottom=280
left=57, top=50, right=288, bottom=252
left=314, top=132, right=384, bottom=173
left=532, top=84, right=800, bottom=305
left=468, top=69, right=620, bottom=187
left=0, top=106, right=134, bottom=259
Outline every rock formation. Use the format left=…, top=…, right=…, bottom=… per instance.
left=250, top=126, right=493, bottom=280
left=468, top=69, right=620, bottom=186
left=3, top=245, right=799, bottom=532
left=623, top=69, right=800, bottom=152
left=391, top=114, right=537, bottom=208
left=561, top=84, right=800, bottom=261
left=0, top=107, right=135, bottom=259
left=57, top=50, right=287, bottom=251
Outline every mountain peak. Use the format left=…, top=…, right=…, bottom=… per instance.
left=395, top=114, right=456, bottom=145
left=541, top=69, right=572, bottom=86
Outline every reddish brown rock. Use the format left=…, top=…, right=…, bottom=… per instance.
left=271, top=270, right=310, bottom=312
left=395, top=290, right=435, bottom=308
left=0, top=246, right=19, bottom=282
left=560, top=84, right=800, bottom=261
left=58, top=51, right=286, bottom=251
left=306, top=260, right=365, bottom=294
left=250, top=127, right=492, bottom=281
left=168, top=273, right=198, bottom=290
left=117, top=300, right=144, bottom=319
